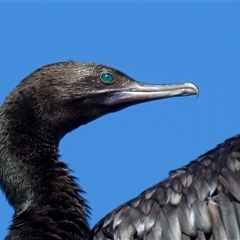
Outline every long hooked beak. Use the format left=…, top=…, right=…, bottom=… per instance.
left=100, top=82, right=199, bottom=106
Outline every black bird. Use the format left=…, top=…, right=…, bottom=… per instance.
left=0, top=61, right=198, bottom=240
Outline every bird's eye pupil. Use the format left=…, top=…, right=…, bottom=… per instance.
left=100, top=73, right=114, bottom=83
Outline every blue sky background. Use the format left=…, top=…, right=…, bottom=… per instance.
left=0, top=2, right=240, bottom=239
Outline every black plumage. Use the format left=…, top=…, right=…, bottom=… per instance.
left=0, top=61, right=197, bottom=239
left=88, top=136, right=240, bottom=240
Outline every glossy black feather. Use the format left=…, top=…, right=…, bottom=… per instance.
left=87, top=135, right=240, bottom=240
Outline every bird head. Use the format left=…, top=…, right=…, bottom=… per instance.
left=2, top=61, right=198, bottom=144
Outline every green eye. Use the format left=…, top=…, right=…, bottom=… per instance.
left=100, top=73, right=114, bottom=83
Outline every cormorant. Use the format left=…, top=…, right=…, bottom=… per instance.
left=0, top=61, right=198, bottom=240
